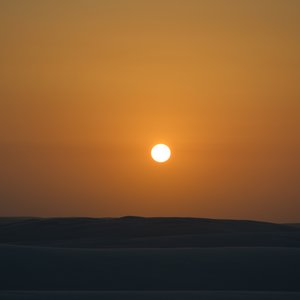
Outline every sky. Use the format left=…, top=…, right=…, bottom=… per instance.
left=0, top=0, right=299, bottom=222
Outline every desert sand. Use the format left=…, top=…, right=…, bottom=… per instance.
left=1, top=217, right=300, bottom=299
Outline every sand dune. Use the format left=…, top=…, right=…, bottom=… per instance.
left=1, top=245, right=300, bottom=291
left=1, top=217, right=299, bottom=248
left=1, top=217, right=300, bottom=298
left=2, top=291, right=300, bottom=300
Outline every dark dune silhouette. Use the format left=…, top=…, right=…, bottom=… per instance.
left=0, top=217, right=300, bottom=248
left=2, top=291, right=300, bottom=300
left=1, top=217, right=300, bottom=299
left=1, top=245, right=300, bottom=291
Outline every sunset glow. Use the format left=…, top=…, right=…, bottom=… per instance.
left=0, top=1, right=299, bottom=222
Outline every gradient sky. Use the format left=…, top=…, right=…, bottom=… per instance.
left=0, top=0, right=299, bottom=222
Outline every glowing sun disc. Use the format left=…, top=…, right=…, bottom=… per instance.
left=151, top=144, right=171, bottom=163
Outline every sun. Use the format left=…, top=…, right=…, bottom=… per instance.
left=151, top=144, right=171, bottom=163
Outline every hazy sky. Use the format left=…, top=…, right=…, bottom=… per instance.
left=0, top=0, right=299, bottom=222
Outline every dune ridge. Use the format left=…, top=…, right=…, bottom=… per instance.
left=0, top=217, right=299, bottom=248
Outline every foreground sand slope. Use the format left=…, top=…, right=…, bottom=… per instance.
left=0, top=245, right=300, bottom=291
left=1, top=291, right=300, bottom=300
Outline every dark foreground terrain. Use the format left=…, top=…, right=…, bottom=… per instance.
left=1, top=216, right=300, bottom=248
left=1, top=217, right=300, bottom=299
left=2, top=291, right=300, bottom=300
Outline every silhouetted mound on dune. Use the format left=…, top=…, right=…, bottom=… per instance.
left=0, top=217, right=300, bottom=248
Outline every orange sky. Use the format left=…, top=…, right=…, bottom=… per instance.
left=0, top=0, right=299, bottom=222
